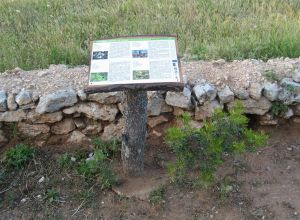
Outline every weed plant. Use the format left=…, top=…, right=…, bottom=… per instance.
left=44, top=188, right=59, bottom=203
left=149, top=185, right=166, bottom=205
left=1, top=0, right=300, bottom=72
left=2, top=144, right=35, bottom=169
left=270, top=101, right=288, bottom=117
left=165, top=102, right=267, bottom=187
left=57, top=153, right=72, bottom=168
left=57, top=139, right=119, bottom=189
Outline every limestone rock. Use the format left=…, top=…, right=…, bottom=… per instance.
left=263, top=82, right=279, bottom=101
left=293, top=94, right=300, bottom=103
left=195, top=100, right=223, bottom=121
left=228, top=97, right=272, bottom=115
left=258, top=114, right=278, bottom=125
left=232, top=88, right=249, bottom=100
left=67, top=130, right=90, bottom=144
left=32, top=92, right=40, bottom=102
left=166, top=88, right=193, bottom=109
left=27, top=111, right=63, bottom=124
left=117, top=103, right=124, bottom=115
left=147, top=115, right=168, bottom=128
left=160, top=101, right=173, bottom=113
left=15, top=89, right=33, bottom=105
left=249, top=83, right=263, bottom=100
left=147, top=92, right=172, bottom=115
left=19, top=103, right=36, bottom=110
left=218, top=86, right=234, bottom=104
left=283, top=108, right=294, bottom=119
left=259, top=120, right=278, bottom=126
left=88, top=92, right=122, bottom=104
left=18, top=123, right=50, bottom=137
left=151, top=130, right=162, bottom=137
left=0, top=90, right=7, bottom=112
left=173, top=107, right=184, bottom=116
left=292, top=69, right=300, bottom=83
left=77, top=89, right=87, bottom=101
left=278, top=88, right=293, bottom=105
left=82, top=120, right=102, bottom=135
left=280, top=78, right=300, bottom=93
left=193, top=83, right=217, bottom=104
left=36, top=89, right=78, bottom=114
left=74, top=118, right=86, bottom=129
left=172, top=107, right=194, bottom=117
left=147, top=92, right=164, bottom=116
left=101, top=119, right=124, bottom=141
left=7, top=93, right=18, bottom=110
left=0, top=130, right=8, bottom=145
left=63, top=102, right=119, bottom=122
left=190, top=120, right=204, bottom=129
left=0, top=110, right=27, bottom=122
left=51, top=118, right=75, bottom=135
left=293, top=105, right=300, bottom=115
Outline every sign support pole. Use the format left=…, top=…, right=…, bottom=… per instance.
left=85, top=35, right=184, bottom=177
left=121, top=90, right=147, bottom=176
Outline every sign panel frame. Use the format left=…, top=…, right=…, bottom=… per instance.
left=85, top=35, right=183, bottom=93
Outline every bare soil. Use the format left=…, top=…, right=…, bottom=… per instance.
left=0, top=122, right=300, bottom=220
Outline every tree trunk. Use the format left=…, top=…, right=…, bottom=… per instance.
left=121, top=90, right=148, bottom=176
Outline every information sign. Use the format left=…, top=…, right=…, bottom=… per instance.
left=88, top=36, right=182, bottom=86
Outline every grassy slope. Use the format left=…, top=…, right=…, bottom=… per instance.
left=0, top=0, right=300, bottom=72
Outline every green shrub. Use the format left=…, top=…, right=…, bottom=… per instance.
left=149, top=185, right=166, bottom=205
left=165, top=101, right=268, bottom=186
left=93, top=138, right=120, bottom=158
left=76, top=149, right=117, bottom=189
left=57, top=153, right=72, bottom=168
left=2, top=144, right=35, bottom=169
left=44, top=188, right=59, bottom=203
left=270, top=101, right=288, bottom=117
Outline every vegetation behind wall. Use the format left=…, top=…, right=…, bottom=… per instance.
left=1, top=0, right=300, bottom=72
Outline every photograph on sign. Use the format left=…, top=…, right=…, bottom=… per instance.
left=88, top=36, right=181, bottom=86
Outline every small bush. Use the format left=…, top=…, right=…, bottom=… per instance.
left=149, top=185, right=166, bottom=205
left=93, top=138, right=120, bottom=158
left=76, top=149, right=117, bottom=189
left=2, top=144, right=35, bottom=169
left=270, top=101, right=288, bottom=117
left=57, top=153, right=73, bottom=168
left=44, top=188, right=59, bottom=203
left=165, top=101, right=268, bottom=187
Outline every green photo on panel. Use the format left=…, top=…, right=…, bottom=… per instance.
left=90, top=72, right=108, bottom=82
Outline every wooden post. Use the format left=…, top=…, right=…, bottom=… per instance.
left=85, top=83, right=183, bottom=177
left=121, top=90, right=147, bottom=176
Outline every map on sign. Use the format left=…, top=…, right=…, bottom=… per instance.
left=88, top=36, right=181, bottom=86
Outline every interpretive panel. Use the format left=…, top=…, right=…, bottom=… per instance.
left=88, top=36, right=181, bottom=86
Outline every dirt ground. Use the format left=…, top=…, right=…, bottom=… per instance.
left=0, top=122, right=300, bottom=220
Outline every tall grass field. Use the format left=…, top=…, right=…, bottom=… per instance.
left=0, top=0, right=300, bottom=72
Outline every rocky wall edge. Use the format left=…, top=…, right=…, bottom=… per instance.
left=1, top=68, right=300, bottom=147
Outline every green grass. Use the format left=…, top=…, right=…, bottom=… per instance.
left=1, top=0, right=300, bottom=72
left=2, top=143, right=35, bottom=169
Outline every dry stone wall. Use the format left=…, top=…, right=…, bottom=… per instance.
left=1, top=59, right=300, bottom=147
